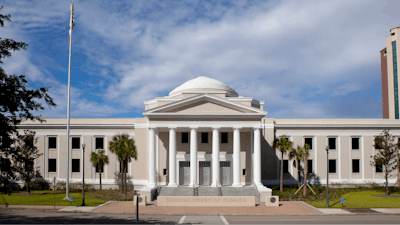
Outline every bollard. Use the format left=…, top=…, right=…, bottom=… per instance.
left=53, top=177, right=56, bottom=209
left=136, top=195, right=139, bottom=224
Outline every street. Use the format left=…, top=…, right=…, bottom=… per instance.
left=1, top=211, right=400, bottom=224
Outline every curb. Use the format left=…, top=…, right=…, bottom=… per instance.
left=299, top=201, right=324, bottom=214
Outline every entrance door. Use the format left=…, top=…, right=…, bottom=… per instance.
left=199, top=161, right=211, bottom=185
left=220, top=161, right=232, bottom=185
left=179, top=161, right=190, bottom=185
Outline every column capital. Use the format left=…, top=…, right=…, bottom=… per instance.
left=212, top=126, right=221, bottom=130
left=253, top=126, right=262, bottom=130
left=168, top=126, right=177, bottom=130
left=189, top=126, right=198, bottom=131
left=232, top=126, right=242, bottom=131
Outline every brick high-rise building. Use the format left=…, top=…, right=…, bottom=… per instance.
left=381, top=25, right=400, bottom=119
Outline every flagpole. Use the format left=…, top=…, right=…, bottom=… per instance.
left=64, top=0, right=74, bottom=200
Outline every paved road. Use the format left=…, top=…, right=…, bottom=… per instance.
left=1, top=211, right=400, bottom=224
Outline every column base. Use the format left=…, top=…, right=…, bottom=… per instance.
left=189, top=183, right=198, bottom=188
left=167, top=183, right=178, bottom=187
left=231, top=183, right=243, bottom=187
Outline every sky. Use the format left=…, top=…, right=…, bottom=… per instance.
left=1, top=0, right=400, bottom=119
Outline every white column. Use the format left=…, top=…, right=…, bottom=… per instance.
left=168, top=127, right=178, bottom=187
left=232, top=127, right=242, bottom=187
left=189, top=127, right=198, bottom=187
left=253, top=128, right=262, bottom=186
left=211, top=127, right=220, bottom=187
left=148, top=128, right=156, bottom=188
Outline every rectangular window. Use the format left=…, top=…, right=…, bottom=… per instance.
left=329, top=160, right=336, bottom=173
left=283, top=160, right=289, bottom=173
left=48, top=137, right=57, bottom=149
left=119, top=161, right=128, bottom=173
left=307, top=159, right=313, bottom=173
left=181, top=132, right=189, bottom=143
left=352, top=159, right=360, bottom=173
left=72, top=137, right=80, bottom=149
left=352, top=138, right=360, bottom=149
left=72, top=159, right=80, bottom=172
left=328, top=138, right=336, bottom=150
left=221, top=132, right=228, bottom=144
left=96, top=137, right=104, bottom=149
left=304, top=138, right=313, bottom=149
left=95, top=165, right=104, bottom=173
left=393, top=40, right=399, bottom=119
left=376, top=163, right=383, bottom=173
left=163, top=168, right=167, bottom=176
left=48, top=159, right=56, bottom=172
left=243, top=169, right=247, bottom=176
left=201, top=132, right=208, bottom=143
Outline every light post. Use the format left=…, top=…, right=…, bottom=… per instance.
left=81, top=142, right=86, bottom=206
left=325, top=144, right=329, bottom=208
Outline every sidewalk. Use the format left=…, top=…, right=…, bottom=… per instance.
left=1, top=202, right=400, bottom=216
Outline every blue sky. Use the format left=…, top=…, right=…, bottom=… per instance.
left=1, top=0, right=400, bottom=118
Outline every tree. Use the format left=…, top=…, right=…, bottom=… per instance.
left=289, top=145, right=304, bottom=189
left=13, top=130, right=42, bottom=194
left=90, top=149, right=109, bottom=191
left=109, top=134, right=137, bottom=195
left=302, top=143, right=311, bottom=196
left=371, top=129, right=398, bottom=195
left=0, top=6, right=56, bottom=189
left=274, top=135, right=293, bottom=193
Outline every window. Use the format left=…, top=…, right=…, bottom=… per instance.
left=304, top=137, right=313, bottom=149
left=72, top=137, right=80, bottom=149
left=392, top=32, right=396, bottom=36
left=181, top=132, right=189, bottom=143
left=119, top=161, right=128, bottom=173
left=376, top=163, right=383, bottom=173
left=243, top=169, right=247, bottom=176
left=48, top=159, right=56, bottom=172
left=163, top=169, right=167, bottom=176
left=201, top=132, right=208, bottom=143
left=72, top=159, right=80, bottom=172
left=393, top=40, right=399, bottom=119
left=329, top=160, right=336, bottom=173
left=352, top=159, right=360, bottom=173
left=96, top=137, right=104, bottom=149
left=307, top=159, right=313, bottom=173
left=48, top=137, right=57, bottom=149
left=328, top=138, right=336, bottom=150
left=95, top=164, right=104, bottom=173
left=283, top=160, right=289, bottom=173
left=352, top=138, right=360, bottom=149
left=221, top=132, right=228, bottom=144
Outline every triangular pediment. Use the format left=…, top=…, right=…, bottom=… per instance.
left=143, top=94, right=267, bottom=117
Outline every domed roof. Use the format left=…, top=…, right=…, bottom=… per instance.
left=169, top=76, right=238, bottom=97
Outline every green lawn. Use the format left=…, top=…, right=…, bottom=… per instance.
left=0, top=190, right=107, bottom=206
left=306, top=191, right=400, bottom=208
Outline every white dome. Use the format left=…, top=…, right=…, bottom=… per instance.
left=169, top=76, right=238, bottom=96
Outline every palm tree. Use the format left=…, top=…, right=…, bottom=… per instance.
left=274, top=135, right=293, bottom=193
left=289, top=145, right=304, bottom=189
left=302, top=143, right=311, bottom=196
left=90, top=149, right=109, bottom=191
left=109, top=134, right=137, bottom=195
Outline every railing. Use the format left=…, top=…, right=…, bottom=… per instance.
left=193, top=180, right=198, bottom=196
left=217, top=180, right=222, bottom=196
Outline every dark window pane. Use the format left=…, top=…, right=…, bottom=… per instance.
left=95, top=165, right=104, bottom=173
left=307, top=160, right=313, bottom=173
left=163, top=169, right=167, bottom=176
left=221, top=133, right=228, bottom=144
left=328, top=138, right=336, bottom=149
left=305, top=138, right=313, bottom=149
left=329, top=160, right=336, bottom=173
left=119, top=161, right=128, bottom=173
left=201, top=133, right=208, bottom=143
left=72, top=137, right=80, bottom=149
left=352, top=159, right=360, bottom=173
left=352, top=138, right=359, bottom=149
left=49, top=137, right=57, bottom=149
left=72, top=159, right=80, bottom=172
left=96, top=137, right=104, bottom=149
left=49, top=159, right=56, bottom=172
left=182, top=133, right=189, bottom=143
left=243, top=169, right=247, bottom=176
left=376, top=163, right=383, bottom=173
left=283, top=160, right=289, bottom=173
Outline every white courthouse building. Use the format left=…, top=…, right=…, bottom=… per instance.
left=19, top=76, right=400, bottom=201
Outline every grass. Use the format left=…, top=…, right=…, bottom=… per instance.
left=0, top=190, right=107, bottom=207
left=306, top=191, right=400, bottom=208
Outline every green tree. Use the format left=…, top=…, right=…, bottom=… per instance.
left=371, top=129, right=398, bottom=195
left=301, top=143, right=311, bottom=196
left=0, top=6, right=56, bottom=189
left=14, top=130, right=42, bottom=194
left=109, top=134, right=137, bottom=195
left=90, top=149, right=109, bottom=191
left=274, top=135, right=293, bottom=193
left=289, top=145, right=304, bottom=189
